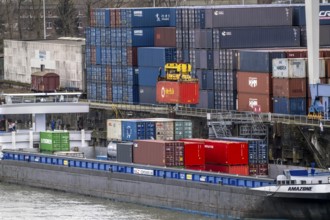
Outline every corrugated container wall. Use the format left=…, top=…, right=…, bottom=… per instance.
left=205, top=7, right=293, bottom=28
left=183, top=142, right=205, bottom=167
left=273, top=97, right=307, bottom=115
left=238, top=93, right=272, bottom=113
left=133, top=140, right=184, bottom=167
left=31, top=72, right=60, bottom=92
left=237, top=72, right=272, bottom=95
left=293, top=5, right=330, bottom=26
left=156, top=81, right=199, bottom=104
left=272, top=78, right=307, bottom=98
left=215, top=26, right=300, bottom=49
left=238, top=50, right=286, bottom=73
left=117, top=142, right=134, bottom=163
left=137, top=47, right=177, bottom=67
left=154, top=27, right=176, bottom=47
left=205, top=164, right=249, bottom=176
left=272, top=58, right=306, bottom=78
left=107, top=119, right=122, bottom=141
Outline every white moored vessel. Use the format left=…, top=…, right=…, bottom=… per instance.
left=251, top=168, right=330, bottom=200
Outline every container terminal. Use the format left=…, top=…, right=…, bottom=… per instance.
left=1, top=1, right=330, bottom=219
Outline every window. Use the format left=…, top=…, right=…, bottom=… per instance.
left=301, top=180, right=306, bottom=185
left=319, top=180, right=322, bottom=184
left=46, top=22, right=52, bottom=29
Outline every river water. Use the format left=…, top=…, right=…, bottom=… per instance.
left=0, top=182, right=214, bottom=220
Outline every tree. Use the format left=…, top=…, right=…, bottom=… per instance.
left=54, top=0, right=79, bottom=37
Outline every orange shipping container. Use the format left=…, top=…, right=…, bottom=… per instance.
left=237, top=93, right=272, bottom=113
left=156, top=81, right=199, bottom=104
left=272, top=78, right=306, bottom=98
left=237, top=71, right=272, bottom=95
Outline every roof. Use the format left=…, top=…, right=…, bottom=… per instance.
left=5, top=38, right=85, bottom=46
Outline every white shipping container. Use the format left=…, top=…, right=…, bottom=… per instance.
left=107, top=119, right=123, bottom=141
left=272, top=58, right=306, bottom=78
left=155, top=121, right=174, bottom=140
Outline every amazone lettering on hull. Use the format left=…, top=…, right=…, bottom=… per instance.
left=288, top=186, right=312, bottom=191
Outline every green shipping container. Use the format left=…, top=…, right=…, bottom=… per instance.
left=174, top=119, right=192, bottom=140
left=40, top=131, right=70, bottom=152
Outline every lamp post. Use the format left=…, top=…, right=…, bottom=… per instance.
left=43, top=0, right=46, bottom=39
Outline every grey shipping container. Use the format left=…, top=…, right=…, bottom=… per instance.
left=217, top=26, right=300, bottom=49
left=139, top=86, right=156, bottom=104
left=117, top=142, right=134, bottom=163
left=205, top=6, right=293, bottom=28
left=195, top=49, right=213, bottom=69
left=195, top=29, right=213, bottom=49
left=301, top=25, right=330, bottom=47
left=238, top=49, right=286, bottom=73
left=197, top=90, right=214, bottom=109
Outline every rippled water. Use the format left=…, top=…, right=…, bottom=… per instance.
left=0, top=182, right=214, bottom=220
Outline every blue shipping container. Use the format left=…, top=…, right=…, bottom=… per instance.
left=137, top=47, right=177, bottom=67
left=122, top=120, right=146, bottom=141
left=273, top=97, right=307, bottom=115
left=129, top=8, right=176, bottom=27
left=294, top=5, right=330, bottom=26
left=127, top=28, right=155, bottom=47
left=138, top=66, right=160, bottom=86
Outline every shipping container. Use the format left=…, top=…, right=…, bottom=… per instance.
left=154, top=27, right=176, bottom=47
left=130, top=28, right=155, bottom=47
left=217, top=137, right=268, bottom=164
left=185, top=165, right=206, bottom=171
left=205, top=6, right=293, bottom=28
left=205, top=164, right=249, bottom=176
left=195, top=49, right=213, bottom=69
left=133, top=140, right=184, bottom=167
left=174, top=119, right=193, bottom=140
left=204, top=140, right=248, bottom=165
left=138, top=66, right=160, bottom=86
left=272, top=78, right=307, bottom=98
left=237, top=93, right=272, bottom=113
left=117, top=142, right=134, bottom=163
left=154, top=119, right=174, bottom=140
left=195, top=29, right=213, bottom=49
left=139, top=86, right=156, bottom=104
left=31, top=71, right=60, bottom=92
left=196, top=90, right=214, bottom=109
left=249, top=163, right=269, bottom=176
left=40, top=131, right=70, bottom=152
left=122, top=120, right=148, bottom=141
left=107, top=119, right=123, bottom=141
left=238, top=50, right=286, bottom=73
left=213, top=49, right=237, bottom=70
left=301, top=25, right=330, bottom=47
left=128, top=8, right=176, bottom=27
left=293, top=5, right=330, bottom=26
left=156, top=81, right=199, bottom=104
left=214, top=89, right=236, bottom=110
left=237, top=71, right=272, bottom=95
left=215, top=26, right=300, bottom=49
left=273, top=97, right=307, bottom=115
left=272, top=58, right=306, bottom=78
left=137, top=47, right=177, bottom=67
left=285, top=49, right=307, bottom=58
left=183, top=142, right=205, bottom=166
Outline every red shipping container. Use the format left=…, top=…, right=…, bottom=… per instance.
left=180, top=138, right=206, bottom=143
left=237, top=71, right=272, bottom=95
left=156, top=81, right=199, bottom=104
left=272, top=78, right=307, bottom=98
left=183, top=142, right=205, bottom=166
left=154, top=27, right=176, bottom=47
left=204, top=140, right=248, bottom=165
left=249, top=163, right=269, bottom=176
left=237, top=93, right=272, bottom=113
left=31, top=72, right=60, bottom=92
left=185, top=165, right=206, bottom=171
left=205, top=164, right=249, bottom=176
left=285, top=50, right=307, bottom=58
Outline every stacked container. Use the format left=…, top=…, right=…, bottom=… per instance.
left=180, top=138, right=249, bottom=175
left=107, top=118, right=192, bottom=142
left=181, top=141, right=205, bottom=170
left=86, top=8, right=176, bottom=103
left=272, top=58, right=307, bottom=115
left=138, top=47, right=177, bottom=104
left=133, top=140, right=184, bottom=167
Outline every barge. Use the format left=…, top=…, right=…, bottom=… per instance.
left=1, top=149, right=330, bottom=219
